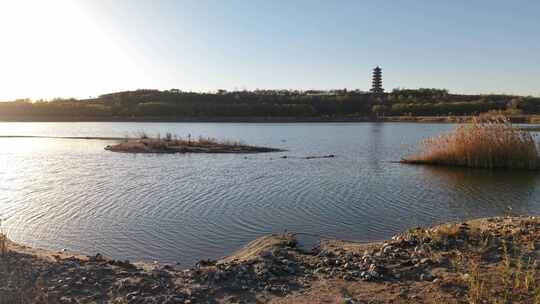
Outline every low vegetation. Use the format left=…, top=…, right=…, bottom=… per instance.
left=105, top=132, right=283, bottom=154
left=402, top=115, right=540, bottom=169
left=402, top=217, right=540, bottom=303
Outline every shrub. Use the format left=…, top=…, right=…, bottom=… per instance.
left=402, top=115, right=540, bottom=169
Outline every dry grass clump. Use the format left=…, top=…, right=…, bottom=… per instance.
left=463, top=236, right=540, bottom=304
left=404, top=220, right=540, bottom=303
left=402, top=115, right=540, bottom=169
left=134, top=132, right=243, bottom=147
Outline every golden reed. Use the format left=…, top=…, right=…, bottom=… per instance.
left=402, top=115, right=539, bottom=169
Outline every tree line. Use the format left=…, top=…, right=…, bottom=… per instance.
left=1, top=88, right=539, bottom=120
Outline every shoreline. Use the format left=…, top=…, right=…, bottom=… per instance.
left=0, top=135, right=126, bottom=140
left=2, top=215, right=540, bottom=303
left=0, top=116, right=377, bottom=123
left=1, top=114, right=539, bottom=124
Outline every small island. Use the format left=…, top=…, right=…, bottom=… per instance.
left=104, top=133, right=284, bottom=154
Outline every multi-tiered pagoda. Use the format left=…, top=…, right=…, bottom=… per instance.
left=370, top=66, right=384, bottom=94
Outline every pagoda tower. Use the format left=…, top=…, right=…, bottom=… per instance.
left=371, top=66, right=384, bottom=94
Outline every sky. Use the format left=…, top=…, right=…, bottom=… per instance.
left=0, top=0, right=539, bottom=101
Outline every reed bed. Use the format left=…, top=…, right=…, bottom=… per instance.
left=402, top=116, right=540, bottom=169
left=153, top=133, right=243, bottom=147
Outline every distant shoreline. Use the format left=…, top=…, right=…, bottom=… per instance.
left=0, top=135, right=125, bottom=140
left=1, top=115, right=539, bottom=124
left=0, top=116, right=374, bottom=123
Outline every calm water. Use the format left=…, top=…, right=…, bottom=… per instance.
left=1, top=122, right=540, bottom=265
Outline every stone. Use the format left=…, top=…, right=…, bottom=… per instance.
left=360, top=271, right=372, bottom=281
left=126, top=291, right=139, bottom=301
left=383, top=245, right=394, bottom=254
left=286, top=266, right=296, bottom=274
left=420, top=273, right=434, bottom=281
left=260, top=251, right=273, bottom=259
left=319, top=250, right=333, bottom=258
left=152, top=268, right=172, bottom=278
left=343, top=297, right=354, bottom=304
left=89, top=253, right=105, bottom=262
left=59, top=297, right=78, bottom=304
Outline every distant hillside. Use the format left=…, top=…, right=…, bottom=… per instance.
left=1, top=89, right=539, bottom=121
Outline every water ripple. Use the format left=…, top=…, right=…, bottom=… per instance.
left=1, top=122, right=540, bottom=264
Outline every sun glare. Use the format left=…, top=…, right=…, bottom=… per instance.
left=0, top=1, right=142, bottom=100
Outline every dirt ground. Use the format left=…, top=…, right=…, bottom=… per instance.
left=2, top=216, right=540, bottom=303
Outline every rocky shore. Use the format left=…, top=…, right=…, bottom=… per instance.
left=2, top=216, right=540, bottom=303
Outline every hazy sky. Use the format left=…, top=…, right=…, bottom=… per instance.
left=1, top=0, right=539, bottom=100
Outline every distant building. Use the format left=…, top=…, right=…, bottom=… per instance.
left=371, top=66, right=384, bottom=94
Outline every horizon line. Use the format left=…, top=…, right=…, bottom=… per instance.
left=2, top=87, right=539, bottom=102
